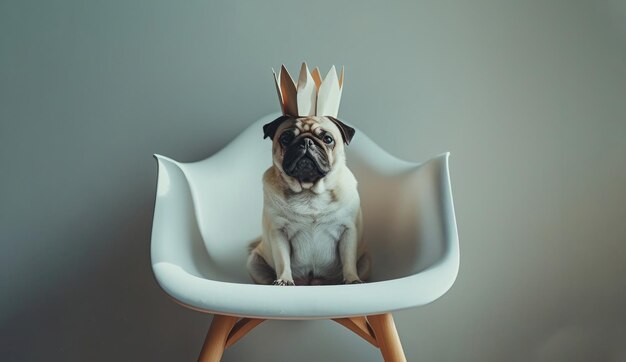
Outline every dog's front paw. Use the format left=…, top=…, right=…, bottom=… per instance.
left=344, top=279, right=364, bottom=284
left=272, top=279, right=295, bottom=286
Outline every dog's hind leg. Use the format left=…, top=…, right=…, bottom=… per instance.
left=246, top=249, right=276, bottom=285
left=357, top=252, right=371, bottom=282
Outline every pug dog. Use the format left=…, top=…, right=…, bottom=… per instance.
left=247, top=115, right=370, bottom=285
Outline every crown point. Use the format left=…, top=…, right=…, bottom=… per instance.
left=326, top=65, right=337, bottom=78
left=339, top=66, right=344, bottom=89
left=297, top=62, right=316, bottom=116
left=279, top=64, right=298, bottom=116
left=272, top=68, right=286, bottom=114
left=311, top=67, right=322, bottom=89
left=297, top=62, right=310, bottom=89
left=317, top=65, right=342, bottom=117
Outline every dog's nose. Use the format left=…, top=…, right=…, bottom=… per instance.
left=300, top=138, right=315, bottom=149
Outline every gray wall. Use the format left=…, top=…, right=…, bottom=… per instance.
left=1, top=1, right=625, bottom=361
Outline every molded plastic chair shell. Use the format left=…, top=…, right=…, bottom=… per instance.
left=151, top=114, right=459, bottom=319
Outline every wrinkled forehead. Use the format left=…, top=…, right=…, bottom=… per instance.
left=276, top=116, right=339, bottom=136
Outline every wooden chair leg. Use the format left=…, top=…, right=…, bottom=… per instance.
left=332, top=317, right=378, bottom=347
left=198, top=314, right=239, bottom=362
left=196, top=313, right=405, bottom=362
left=368, top=313, right=406, bottom=362
left=225, top=318, right=265, bottom=348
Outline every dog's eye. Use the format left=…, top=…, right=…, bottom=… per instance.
left=279, top=132, right=294, bottom=146
left=322, top=134, right=334, bottom=144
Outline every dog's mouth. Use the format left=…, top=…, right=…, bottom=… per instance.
left=290, top=155, right=324, bottom=183
left=282, top=138, right=331, bottom=183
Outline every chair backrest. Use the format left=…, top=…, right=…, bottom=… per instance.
left=154, top=114, right=452, bottom=283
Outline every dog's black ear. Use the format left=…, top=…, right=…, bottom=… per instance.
left=327, top=116, right=356, bottom=145
left=263, top=115, right=290, bottom=140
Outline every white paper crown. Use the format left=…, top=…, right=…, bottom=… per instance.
left=273, top=63, right=344, bottom=117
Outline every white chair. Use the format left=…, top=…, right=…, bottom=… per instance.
left=151, top=113, right=460, bottom=362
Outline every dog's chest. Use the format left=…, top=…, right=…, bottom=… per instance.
left=281, top=193, right=347, bottom=274
left=285, top=217, right=344, bottom=273
left=283, top=190, right=337, bottom=215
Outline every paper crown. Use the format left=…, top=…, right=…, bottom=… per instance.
left=273, top=63, right=344, bottom=117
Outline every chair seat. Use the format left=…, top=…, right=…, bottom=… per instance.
left=151, top=113, right=459, bottom=319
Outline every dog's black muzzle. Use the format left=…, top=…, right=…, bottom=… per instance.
left=282, top=137, right=331, bottom=183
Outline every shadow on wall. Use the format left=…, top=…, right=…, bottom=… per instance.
left=0, top=196, right=210, bottom=361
